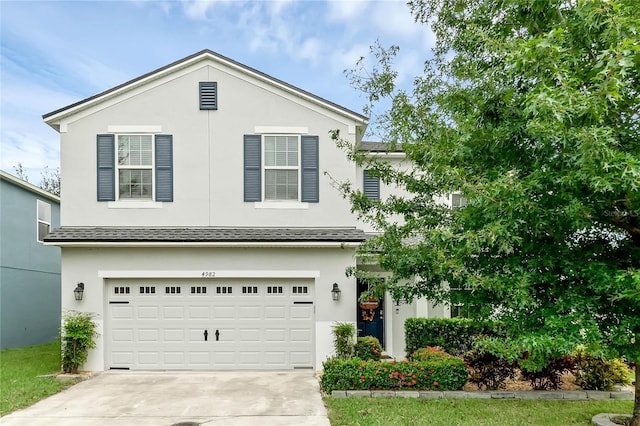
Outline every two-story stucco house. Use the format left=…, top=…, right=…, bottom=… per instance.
left=1, top=170, right=61, bottom=349
left=42, top=50, right=448, bottom=372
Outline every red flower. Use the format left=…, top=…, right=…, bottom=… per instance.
left=433, top=381, right=439, bottom=387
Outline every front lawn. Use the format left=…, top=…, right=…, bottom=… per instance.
left=324, top=397, right=634, bottom=426
left=0, top=341, right=72, bottom=416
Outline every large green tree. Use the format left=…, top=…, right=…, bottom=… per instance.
left=336, top=0, right=640, bottom=421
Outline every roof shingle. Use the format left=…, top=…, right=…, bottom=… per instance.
left=43, top=227, right=366, bottom=243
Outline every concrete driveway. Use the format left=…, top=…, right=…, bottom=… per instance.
left=1, top=371, right=331, bottom=426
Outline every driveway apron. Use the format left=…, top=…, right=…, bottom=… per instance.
left=1, top=371, right=331, bottom=426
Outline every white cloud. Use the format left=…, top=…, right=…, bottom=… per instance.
left=326, top=0, right=371, bottom=22
left=179, top=0, right=238, bottom=20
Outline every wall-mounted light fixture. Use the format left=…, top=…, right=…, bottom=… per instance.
left=331, top=283, right=341, bottom=301
left=74, top=282, right=85, bottom=301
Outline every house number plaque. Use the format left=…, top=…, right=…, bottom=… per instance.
left=201, top=272, right=216, bottom=278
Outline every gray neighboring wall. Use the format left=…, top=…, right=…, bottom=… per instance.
left=0, top=171, right=61, bottom=349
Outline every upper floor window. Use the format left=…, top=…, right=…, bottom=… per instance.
left=117, top=135, right=153, bottom=199
left=244, top=134, right=318, bottom=203
left=36, top=200, right=51, bottom=243
left=96, top=133, right=173, bottom=203
left=264, top=135, right=299, bottom=201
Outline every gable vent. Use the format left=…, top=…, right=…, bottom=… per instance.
left=199, top=81, right=218, bottom=110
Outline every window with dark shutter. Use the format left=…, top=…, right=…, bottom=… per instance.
left=97, top=134, right=116, bottom=201
left=363, top=169, right=380, bottom=201
left=199, top=82, right=218, bottom=110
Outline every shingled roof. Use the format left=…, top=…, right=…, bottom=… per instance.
left=43, top=227, right=366, bottom=243
left=358, top=142, right=404, bottom=153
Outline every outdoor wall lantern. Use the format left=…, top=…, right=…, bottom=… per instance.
left=74, top=282, right=85, bottom=301
left=331, top=283, right=341, bottom=301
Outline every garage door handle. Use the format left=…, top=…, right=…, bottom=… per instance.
left=215, top=330, right=220, bottom=341
left=204, top=329, right=208, bottom=341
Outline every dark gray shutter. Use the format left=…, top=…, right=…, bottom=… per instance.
left=199, top=82, right=217, bottom=110
left=244, top=135, right=261, bottom=202
left=363, top=169, right=380, bottom=201
left=155, top=135, right=173, bottom=202
left=97, top=134, right=115, bottom=201
left=300, top=135, right=319, bottom=203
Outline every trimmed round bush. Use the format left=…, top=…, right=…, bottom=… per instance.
left=354, top=336, right=382, bottom=361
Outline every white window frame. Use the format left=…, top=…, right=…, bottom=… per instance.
left=262, top=135, right=301, bottom=202
left=451, top=192, right=467, bottom=209
left=36, top=200, right=51, bottom=243
left=116, top=134, right=155, bottom=201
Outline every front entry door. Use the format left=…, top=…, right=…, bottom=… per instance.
left=356, top=279, right=384, bottom=347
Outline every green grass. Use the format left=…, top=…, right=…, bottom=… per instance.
left=324, top=397, right=634, bottom=426
left=0, top=341, right=73, bottom=416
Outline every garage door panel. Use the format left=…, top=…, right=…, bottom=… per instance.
left=112, top=328, right=134, bottom=342
left=111, top=305, right=134, bottom=319
left=163, top=305, right=185, bottom=319
left=138, top=328, right=160, bottom=342
left=188, top=305, right=211, bottom=319
left=108, top=280, right=314, bottom=370
left=137, top=305, right=159, bottom=319
left=164, top=328, right=186, bottom=342
left=213, top=306, right=235, bottom=319
left=264, top=328, right=286, bottom=342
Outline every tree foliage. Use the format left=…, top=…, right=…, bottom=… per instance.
left=12, top=163, right=60, bottom=196
left=335, top=0, right=639, bottom=421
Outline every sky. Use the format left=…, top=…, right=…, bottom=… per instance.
left=0, top=0, right=435, bottom=186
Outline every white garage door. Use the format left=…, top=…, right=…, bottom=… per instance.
left=106, top=279, right=314, bottom=370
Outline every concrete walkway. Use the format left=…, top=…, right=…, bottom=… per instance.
left=1, top=371, right=330, bottom=426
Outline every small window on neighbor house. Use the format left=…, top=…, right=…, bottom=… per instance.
left=451, top=193, right=467, bottom=209
left=37, top=200, right=51, bottom=243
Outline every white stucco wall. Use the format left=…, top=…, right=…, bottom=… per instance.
left=57, top=61, right=363, bottom=228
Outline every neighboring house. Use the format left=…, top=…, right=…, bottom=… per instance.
left=0, top=170, right=61, bottom=349
left=42, top=49, right=448, bottom=372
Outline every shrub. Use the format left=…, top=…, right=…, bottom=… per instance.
left=574, top=349, right=632, bottom=391
left=405, top=318, right=505, bottom=356
left=332, top=322, right=355, bottom=360
left=519, top=355, right=575, bottom=390
left=411, top=346, right=452, bottom=362
left=464, top=349, right=517, bottom=390
left=61, top=311, right=98, bottom=373
left=321, top=354, right=468, bottom=393
left=354, top=336, right=382, bottom=361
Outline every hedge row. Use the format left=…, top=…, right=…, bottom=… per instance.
left=405, top=317, right=505, bottom=356
left=320, top=356, right=468, bottom=393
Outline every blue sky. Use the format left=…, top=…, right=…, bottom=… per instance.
left=1, top=0, right=434, bottom=185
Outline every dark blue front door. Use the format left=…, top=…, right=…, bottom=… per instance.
left=356, top=279, right=384, bottom=347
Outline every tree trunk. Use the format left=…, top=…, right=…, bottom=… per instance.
left=631, top=348, right=640, bottom=426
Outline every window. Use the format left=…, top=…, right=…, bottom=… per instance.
left=96, top=134, right=173, bottom=202
left=264, top=136, right=299, bottom=200
left=244, top=134, right=318, bottom=203
left=117, top=135, right=153, bottom=199
left=451, top=193, right=467, bottom=209
left=36, top=200, right=51, bottom=242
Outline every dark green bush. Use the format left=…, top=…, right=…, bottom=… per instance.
left=574, top=349, right=632, bottom=391
left=405, top=318, right=505, bottom=357
left=354, top=336, right=382, bottom=361
left=321, top=355, right=468, bottom=393
left=520, top=355, right=576, bottom=390
left=464, top=349, right=517, bottom=390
